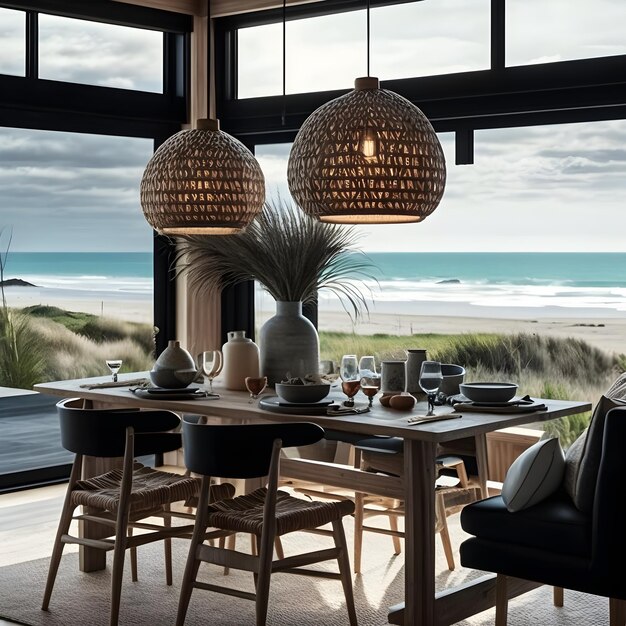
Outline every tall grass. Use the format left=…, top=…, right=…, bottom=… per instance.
left=320, top=330, right=621, bottom=446
left=0, top=308, right=46, bottom=388
left=30, top=317, right=153, bottom=381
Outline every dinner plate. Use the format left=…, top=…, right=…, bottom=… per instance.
left=466, top=397, right=532, bottom=408
left=145, top=386, right=203, bottom=395
left=278, top=399, right=335, bottom=408
left=131, top=388, right=216, bottom=401
left=259, top=396, right=338, bottom=415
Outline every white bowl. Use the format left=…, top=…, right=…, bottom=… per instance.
left=275, top=383, right=331, bottom=404
left=459, top=382, right=518, bottom=403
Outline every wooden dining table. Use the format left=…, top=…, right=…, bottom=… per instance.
left=35, top=373, right=591, bottom=626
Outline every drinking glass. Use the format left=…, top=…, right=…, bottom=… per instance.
left=419, top=361, right=443, bottom=416
left=245, top=376, right=267, bottom=403
left=358, top=355, right=377, bottom=378
left=105, top=359, right=122, bottom=383
left=340, top=355, right=359, bottom=381
left=361, top=383, right=379, bottom=408
left=359, top=355, right=381, bottom=404
left=201, top=350, right=223, bottom=393
left=340, top=354, right=360, bottom=406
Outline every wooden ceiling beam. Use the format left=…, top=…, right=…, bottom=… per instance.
left=113, top=0, right=323, bottom=17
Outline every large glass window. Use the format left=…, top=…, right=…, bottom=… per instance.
left=370, top=0, right=490, bottom=80
left=254, top=120, right=626, bottom=330
left=0, top=127, right=154, bottom=320
left=507, top=0, right=626, bottom=66
left=39, top=14, right=163, bottom=92
left=0, top=8, right=25, bottom=77
left=237, top=0, right=490, bottom=99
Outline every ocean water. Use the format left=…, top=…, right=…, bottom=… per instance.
left=4, top=251, right=626, bottom=313
left=4, top=252, right=153, bottom=294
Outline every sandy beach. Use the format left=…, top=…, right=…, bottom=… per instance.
left=7, top=285, right=624, bottom=356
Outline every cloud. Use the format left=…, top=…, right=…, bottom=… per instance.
left=2, top=2, right=626, bottom=253
left=38, top=13, right=163, bottom=93
left=0, top=128, right=154, bottom=252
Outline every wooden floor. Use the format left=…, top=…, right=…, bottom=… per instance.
left=0, top=467, right=188, bottom=625
left=0, top=482, right=74, bottom=625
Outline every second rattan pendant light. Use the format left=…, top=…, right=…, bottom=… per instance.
left=287, top=5, right=446, bottom=224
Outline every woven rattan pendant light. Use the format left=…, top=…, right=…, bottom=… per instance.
left=140, top=118, right=265, bottom=235
left=140, top=0, right=264, bottom=235
left=287, top=2, right=446, bottom=224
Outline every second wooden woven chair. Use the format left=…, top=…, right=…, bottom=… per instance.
left=177, top=417, right=358, bottom=626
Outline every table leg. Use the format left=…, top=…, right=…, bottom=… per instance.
left=474, top=434, right=490, bottom=499
left=389, top=439, right=436, bottom=626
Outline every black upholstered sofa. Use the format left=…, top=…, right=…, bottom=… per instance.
left=460, top=407, right=626, bottom=624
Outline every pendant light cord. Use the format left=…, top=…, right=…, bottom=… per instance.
left=366, top=0, right=371, bottom=77
left=207, top=0, right=212, bottom=120
left=282, top=0, right=287, bottom=126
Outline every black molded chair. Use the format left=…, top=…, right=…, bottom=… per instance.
left=41, top=398, right=231, bottom=626
left=460, top=407, right=626, bottom=625
left=176, top=417, right=358, bottom=626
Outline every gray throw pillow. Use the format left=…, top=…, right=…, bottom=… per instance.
left=573, top=395, right=626, bottom=513
left=563, top=428, right=587, bottom=502
left=501, top=437, right=565, bottom=513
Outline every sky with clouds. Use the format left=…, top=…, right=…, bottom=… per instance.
left=0, top=1, right=625, bottom=252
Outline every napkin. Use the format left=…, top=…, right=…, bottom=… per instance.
left=327, top=404, right=370, bottom=416
left=80, top=377, right=150, bottom=390
left=452, top=402, right=547, bottom=414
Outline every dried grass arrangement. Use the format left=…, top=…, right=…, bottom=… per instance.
left=175, top=200, right=374, bottom=319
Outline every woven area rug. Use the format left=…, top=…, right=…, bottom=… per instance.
left=0, top=517, right=608, bottom=625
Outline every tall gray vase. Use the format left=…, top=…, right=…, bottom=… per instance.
left=259, top=300, right=320, bottom=386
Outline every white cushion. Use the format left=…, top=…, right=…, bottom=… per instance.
left=501, top=437, right=565, bottom=513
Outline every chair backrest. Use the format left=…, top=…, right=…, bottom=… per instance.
left=182, top=416, right=324, bottom=478
left=57, top=398, right=182, bottom=458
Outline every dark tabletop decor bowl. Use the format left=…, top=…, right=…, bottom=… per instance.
left=459, top=382, right=519, bottom=403
left=275, top=382, right=331, bottom=404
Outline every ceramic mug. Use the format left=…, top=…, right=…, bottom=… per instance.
left=380, top=360, right=406, bottom=394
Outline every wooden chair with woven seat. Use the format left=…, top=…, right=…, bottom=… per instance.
left=353, top=436, right=482, bottom=574
left=176, top=417, right=358, bottom=626
left=41, top=398, right=234, bottom=626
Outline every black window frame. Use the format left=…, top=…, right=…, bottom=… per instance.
left=0, top=0, right=192, bottom=491
left=212, top=0, right=626, bottom=341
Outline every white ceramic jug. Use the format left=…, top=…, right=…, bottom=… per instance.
left=221, top=330, right=260, bottom=391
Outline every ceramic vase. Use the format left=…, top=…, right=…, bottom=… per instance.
left=221, top=330, right=260, bottom=391
left=259, top=301, right=320, bottom=386
left=405, top=348, right=428, bottom=398
left=150, top=339, right=197, bottom=388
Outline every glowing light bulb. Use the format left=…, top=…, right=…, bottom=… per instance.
left=360, top=127, right=378, bottom=159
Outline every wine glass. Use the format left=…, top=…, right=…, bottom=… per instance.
left=201, top=350, right=223, bottom=393
left=358, top=355, right=377, bottom=378
left=245, top=376, right=267, bottom=403
left=340, top=355, right=358, bottom=381
left=105, top=359, right=122, bottom=383
left=360, top=382, right=379, bottom=408
left=340, top=354, right=360, bottom=407
left=419, top=361, right=443, bottom=416
left=359, top=355, right=380, bottom=405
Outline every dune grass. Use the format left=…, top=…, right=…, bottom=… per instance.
left=320, top=330, right=622, bottom=446
left=0, top=307, right=154, bottom=388
left=1, top=306, right=621, bottom=446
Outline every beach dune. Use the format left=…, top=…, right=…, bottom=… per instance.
left=5, top=284, right=625, bottom=356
